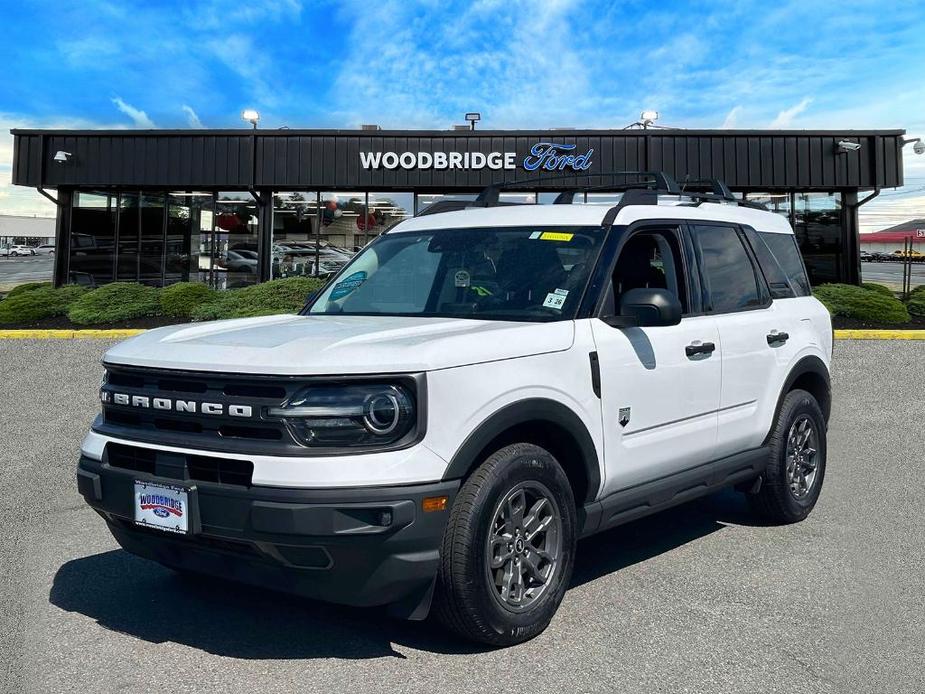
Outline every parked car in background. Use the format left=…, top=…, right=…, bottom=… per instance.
left=0, top=245, right=36, bottom=257
left=33, top=244, right=56, bottom=255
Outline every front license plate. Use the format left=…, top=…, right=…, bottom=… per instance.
left=134, top=480, right=189, bottom=534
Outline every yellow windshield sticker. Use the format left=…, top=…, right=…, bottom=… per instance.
left=539, top=232, right=574, bottom=242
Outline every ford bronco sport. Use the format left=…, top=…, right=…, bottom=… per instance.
left=77, top=174, right=832, bottom=646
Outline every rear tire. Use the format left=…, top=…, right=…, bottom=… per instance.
left=434, top=443, right=577, bottom=646
left=749, top=388, right=826, bottom=523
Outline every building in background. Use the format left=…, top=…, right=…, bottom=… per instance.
left=10, top=127, right=907, bottom=289
left=859, top=219, right=925, bottom=254
left=0, top=214, right=55, bottom=246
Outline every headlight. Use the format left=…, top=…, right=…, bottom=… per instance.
left=268, top=383, right=416, bottom=448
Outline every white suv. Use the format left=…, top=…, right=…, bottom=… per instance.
left=77, top=177, right=832, bottom=646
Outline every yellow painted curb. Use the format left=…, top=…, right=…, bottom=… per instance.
left=0, top=329, right=146, bottom=339
left=834, top=329, right=925, bottom=340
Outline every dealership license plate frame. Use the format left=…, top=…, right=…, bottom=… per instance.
left=133, top=480, right=198, bottom=535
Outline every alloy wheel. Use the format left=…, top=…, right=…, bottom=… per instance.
left=485, top=481, right=562, bottom=612
left=786, top=415, right=819, bottom=499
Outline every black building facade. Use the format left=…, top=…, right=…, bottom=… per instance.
left=10, top=128, right=907, bottom=289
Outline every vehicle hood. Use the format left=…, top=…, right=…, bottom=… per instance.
left=103, top=314, right=575, bottom=375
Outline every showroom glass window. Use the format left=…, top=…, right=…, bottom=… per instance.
left=793, top=193, right=842, bottom=285
left=367, top=192, right=412, bottom=245
left=139, top=193, right=166, bottom=284
left=214, top=192, right=259, bottom=288
left=319, top=192, right=365, bottom=251
left=69, top=192, right=115, bottom=286
left=272, top=191, right=319, bottom=279
left=116, top=192, right=140, bottom=281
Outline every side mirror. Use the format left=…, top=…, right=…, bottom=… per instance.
left=604, top=288, right=682, bottom=328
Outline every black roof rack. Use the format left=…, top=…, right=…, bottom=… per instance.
left=413, top=170, right=768, bottom=217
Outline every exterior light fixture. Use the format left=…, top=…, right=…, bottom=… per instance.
left=465, top=112, right=481, bottom=131
left=640, top=110, right=659, bottom=128
left=53, top=151, right=72, bottom=164
left=241, top=109, right=260, bottom=129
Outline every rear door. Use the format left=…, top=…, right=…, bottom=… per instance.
left=690, top=223, right=800, bottom=458
left=591, top=224, right=721, bottom=496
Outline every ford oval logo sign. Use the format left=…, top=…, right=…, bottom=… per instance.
left=153, top=507, right=170, bottom=518
left=522, top=142, right=594, bottom=172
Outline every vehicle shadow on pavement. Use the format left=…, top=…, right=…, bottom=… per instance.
left=571, top=488, right=756, bottom=588
left=49, top=489, right=756, bottom=659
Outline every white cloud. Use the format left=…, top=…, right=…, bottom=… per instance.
left=721, top=106, right=742, bottom=129
left=112, top=97, right=156, bottom=128
left=182, top=105, right=203, bottom=128
left=769, top=97, right=812, bottom=128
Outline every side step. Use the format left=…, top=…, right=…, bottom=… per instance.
left=579, top=447, right=768, bottom=538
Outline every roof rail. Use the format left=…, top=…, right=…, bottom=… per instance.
left=679, top=176, right=735, bottom=201
left=473, top=170, right=681, bottom=207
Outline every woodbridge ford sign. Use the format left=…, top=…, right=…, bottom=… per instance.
left=359, top=142, right=594, bottom=172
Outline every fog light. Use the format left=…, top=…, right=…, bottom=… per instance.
left=422, top=496, right=448, bottom=513
left=378, top=510, right=393, bottom=526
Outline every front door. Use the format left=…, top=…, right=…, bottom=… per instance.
left=591, top=227, right=722, bottom=497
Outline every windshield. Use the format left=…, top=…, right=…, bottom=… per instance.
left=307, top=226, right=604, bottom=321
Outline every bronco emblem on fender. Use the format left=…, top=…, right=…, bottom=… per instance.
left=619, top=407, right=631, bottom=427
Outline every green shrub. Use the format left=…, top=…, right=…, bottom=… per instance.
left=908, top=285, right=925, bottom=300
left=860, top=282, right=894, bottom=297
left=906, top=297, right=925, bottom=318
left=813, top=283, right=910, bottom=324
left=6, top=281, right=52, bottom=297
left=191, top=276, right=325, bottom=321
left=68, top=283, right=162, bottom=325
left=0, top=285, right=87, bottom=324
left=160, top=282, right=217, bottom=319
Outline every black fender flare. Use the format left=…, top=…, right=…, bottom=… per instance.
left=765, top=355, right=831, bottom=442
left=441, top=398, right=601, bottom=504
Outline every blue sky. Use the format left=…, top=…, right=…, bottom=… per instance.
left=2, top=0, right=925, bottom=228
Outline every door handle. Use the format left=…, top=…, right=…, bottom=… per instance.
left=766, top=331, right=789, bottom=345
left=685, top=341, right=716, bottom=357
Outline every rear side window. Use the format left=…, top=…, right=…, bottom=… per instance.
left=759, top=232, right=811, bottom=296
left=692, top=225, right=763, bottom=313
left=742, top=228, right=795, bottom=299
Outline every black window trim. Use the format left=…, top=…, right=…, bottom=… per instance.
left=589, top=220, right=698, bottom=320
left=753, top=227, right=812, bottom=297
left=689, top=221, right=773, bottom=316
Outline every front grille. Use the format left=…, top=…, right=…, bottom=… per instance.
left=95, top=363, right=422, bottom=457
left=97, top=364, right=308, bottom=455
left=106, top=442, right=254, bottom=487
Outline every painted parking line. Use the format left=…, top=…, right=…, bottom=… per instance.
left=0, top=328, right=924, bottom=340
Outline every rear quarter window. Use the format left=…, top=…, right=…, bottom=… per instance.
left=758, top=232, right=811, bottom=296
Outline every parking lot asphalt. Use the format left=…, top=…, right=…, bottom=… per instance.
left=1, top=338, right=923, bottom=693
left=861, top=260, right=925, bottom=289
left=0, top=255, right=53, bottom=290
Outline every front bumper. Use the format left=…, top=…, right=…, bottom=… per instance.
left=77, top=455, right=458, bottom=614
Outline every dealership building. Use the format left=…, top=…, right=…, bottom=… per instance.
left=10, top=127, right=908, bottom=288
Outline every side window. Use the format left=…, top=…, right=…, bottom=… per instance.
left=606, top=229, right=689, bottom=315
left=692, top=225, right=763, bottom=313
left=759, top=231, right=811, bottom=296
left=742, top=227, right=795, bottom=299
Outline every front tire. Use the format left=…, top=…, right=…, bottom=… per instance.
left=434, top=443, right=577, bottom=646
left=749, top=388, right=826, bottom=523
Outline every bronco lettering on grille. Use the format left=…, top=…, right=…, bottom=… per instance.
left=100, top=390, right=253, bottom=418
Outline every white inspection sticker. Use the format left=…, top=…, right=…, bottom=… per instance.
left=542, top=289, right=568, bottom=309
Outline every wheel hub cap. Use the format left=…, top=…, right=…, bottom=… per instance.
left=486, top=481, right=562, bottom=612
left=786, top=415, right=819, bottom=499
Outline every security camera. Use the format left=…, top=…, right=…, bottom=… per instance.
left=835, top=141, right=861, bottom=153
left=914, top=141, right=925, bottom=155
left=53, top=151, right=72, bottom=163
